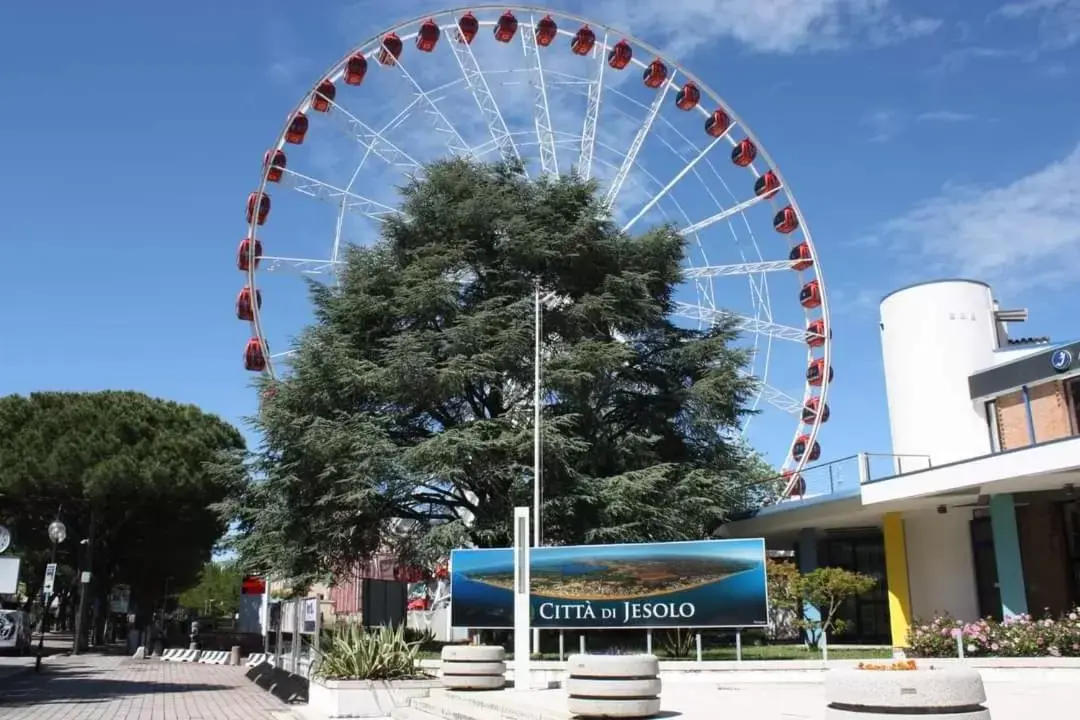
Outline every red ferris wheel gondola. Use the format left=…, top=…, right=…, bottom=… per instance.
left=571, top=25, right=596, bottom=55
left=378, top=32, right=403, bottom=65
left=806, top=319, right=828, bottom=348
left=311, top=80, right=336, bottom=113
left=244, top=338, right=267, bottom=372
left=263, top=150, right=286, bottom=183
left=791, top=435, right=821, bottom=463
left=754, top=170, right=780, bottom=199
left=675, top=82, right=700, bottom=111
left=731, top=139, right=757, bottom=167
left=236, top=237, right=262, bottom=272
left=494, top=11, right=519, bottom=43
left=535, top=15, right=557, bottom=46
left=246, top=192, right=270, bottom=226
left=705, top=109, right=731, bottom=138
left=789, top=242, right=813, bottom=271
left=285, top=113, right=308, bottom=144
left=416, top=19, right=440, bottom=52
left=457, top=12, right=479, bottom=44
left=643, top=58, right=667, bottom=88
left=608, top=40, right=632, bottom=70
left=802, top=397, right=830, bottom=424
left=344, top=53, right=368, bottom=85
left=774, top=206, right=799, bottom=234
left=806, top=358, right=833, bottom=387
left=236, top=286, right=262, bottom=322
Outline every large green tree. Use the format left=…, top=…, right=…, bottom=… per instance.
left=177, top=560, right=244, bottom=618
left=0, top=391, right=245, bottom=632
left=226, top=158, right=767, bottom=585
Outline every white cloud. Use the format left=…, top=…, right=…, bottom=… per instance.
left=995, top=0, right=1080, bottom=50
left=915, top=110, right=977, bottom=123
left=860, top=108, right=978, bottom=142
left=874, top=143, right=1080, bottom=288
left=592, top=0, right=940, bottom=54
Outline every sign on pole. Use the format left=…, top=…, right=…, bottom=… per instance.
left=451, top=538, right=769, bottom=629
left=512, top=507, right=530, bottom=693
left=42, top=563, right=58, bottom=597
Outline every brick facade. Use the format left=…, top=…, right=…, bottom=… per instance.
left=994, top=381, right=1075, bottom=450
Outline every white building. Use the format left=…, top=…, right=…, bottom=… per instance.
left=721, top=279, right=1080, bottom=647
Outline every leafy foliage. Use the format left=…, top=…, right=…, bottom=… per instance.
left=0, top=391, right=245, bottom=619
left=765, top=558, right=802, bottom=639
left=312, top=623, right=423, bottom=680
left=177, top=560, right=244, bottom=618
left=796, top=566, right=878, bottom=642
left=224, top=158, right=767, bottom=585
left=908, top=608, right=1080, bottom=658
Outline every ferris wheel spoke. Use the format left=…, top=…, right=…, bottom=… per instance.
left=384, top=39, right=472, bottom=158
left=675, top=302, right=808, bottom=342
left=604, top=72, right=676, bottom=209
left=443, top=16, right=524, bottom=168
left=750, top=379, right=804, bottom=415
left=578, top=31, right=609, bottom=181
left=678, top=192, right=775, bottom=237
left=281, top=169, right=403, bottom=221
left=684, top=260, right=803, bottom=278
left=327, top=100, right=422, bottom=170
left=520, top=18, right=558, bottom=175
left=260, top=256, right=341, bottom=274
left=622, top=135, right=725, bottom=233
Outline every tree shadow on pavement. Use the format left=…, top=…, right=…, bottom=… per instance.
left=0, top=665, right=233, bottom=707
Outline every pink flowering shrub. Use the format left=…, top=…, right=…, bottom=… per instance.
left=908, top=608, right=1080, bottom=657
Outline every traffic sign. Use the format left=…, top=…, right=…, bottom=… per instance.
left=0, top=525, right=10, bottom=554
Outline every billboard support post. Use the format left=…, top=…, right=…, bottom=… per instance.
left=646, top=629, right=652, bottom=655
left=512, top=507, right=530, bottom=691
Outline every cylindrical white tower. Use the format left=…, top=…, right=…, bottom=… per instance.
left=879, top=279, right=998, bottom=468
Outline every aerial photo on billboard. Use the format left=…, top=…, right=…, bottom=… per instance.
left=450, top=538, right=768, bottom=629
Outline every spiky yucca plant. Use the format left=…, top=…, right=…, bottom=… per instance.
left=311, top=623, right=424, bottom=681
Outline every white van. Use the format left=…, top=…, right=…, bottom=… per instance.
left=0, top=609, right=31, bottom=654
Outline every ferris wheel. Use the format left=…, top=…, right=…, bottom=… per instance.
left=236, top=5, right=834, bottom=494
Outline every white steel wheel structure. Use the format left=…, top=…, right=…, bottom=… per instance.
left=237, top=5, right=833, bottom=493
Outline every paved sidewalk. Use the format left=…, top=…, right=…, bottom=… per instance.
left=0, top=654, right=294, bottom=719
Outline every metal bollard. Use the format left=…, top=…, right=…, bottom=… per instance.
left=230, top=645, right=241, bottom=666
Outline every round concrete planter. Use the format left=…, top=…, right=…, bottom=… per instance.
left=440, top=645, right=506, bottom=690
left=566, top=654, right=661, bottom=719
left=826, top=667, right=989, bottom=718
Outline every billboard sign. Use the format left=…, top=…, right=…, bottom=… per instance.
left=450, top=538, right=768, bottom=629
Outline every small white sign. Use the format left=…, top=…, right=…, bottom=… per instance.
left=0, top=525, right=11, bottom=554
left=43, top=563, right=58, bottom=596
left=80, top=571, right=91, bottom=584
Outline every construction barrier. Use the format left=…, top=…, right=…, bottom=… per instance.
left=160, top=648, right=200, bottom=663
left=198, top=651, right=231, bottom=665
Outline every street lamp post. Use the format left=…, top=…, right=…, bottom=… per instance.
left=35, top=517, right=66, bottom=672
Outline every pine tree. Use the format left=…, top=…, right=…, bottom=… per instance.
left=226, top=158, right=770, bottom=584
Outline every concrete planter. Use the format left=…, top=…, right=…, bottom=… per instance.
left=308, top=676, right=441, bottom=718
left=566, top=654, right=662, bottom=719
left=826, top=667, right=989, bottom=718
left=440, top=645, right=506, bottom=690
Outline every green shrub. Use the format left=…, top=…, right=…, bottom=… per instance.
left=908, top=608, right=1080, bottom=658
left=311, top=623, right=425, bottom=680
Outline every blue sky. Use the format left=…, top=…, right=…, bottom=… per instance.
left=1, top=0, right=1077, bottom=478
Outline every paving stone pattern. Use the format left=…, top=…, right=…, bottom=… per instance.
left=0, top=654, right=293, bottom=720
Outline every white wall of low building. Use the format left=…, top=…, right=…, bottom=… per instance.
left=903, top=509, right=980, bottom=621
left=879, top=280, right=997, bottom=467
